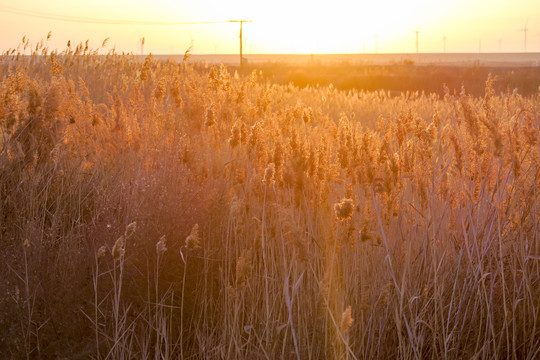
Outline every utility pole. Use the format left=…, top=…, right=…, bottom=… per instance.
left=413, top=30, right=419, bottom=54
left=517, top=21, right=528, bottom=52
left=229, top=20, right=252, bottom=66
left=0, top=9, right=255, bottom=60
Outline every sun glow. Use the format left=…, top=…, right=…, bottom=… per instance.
left=189, top=0, right=442, bottom=54
left=0, top=0, right=539, bottom=54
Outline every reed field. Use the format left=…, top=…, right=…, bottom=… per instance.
left=1, top=40, right=539, bottom=359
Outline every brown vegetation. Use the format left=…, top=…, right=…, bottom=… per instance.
left=238, top=62, right=540, bottom=96
left=1, top=39, right=540, bottom=359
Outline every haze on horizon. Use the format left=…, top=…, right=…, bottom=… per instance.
left=1, top=0, right=539, bottom=55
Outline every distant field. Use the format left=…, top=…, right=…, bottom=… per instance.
left=184, top=52, right=540, bottom=66
left=153, top=53, right=540, bottom=96
left=237, top=62, right=540, bottom=96
left=1, top=47, right=540, bottom=359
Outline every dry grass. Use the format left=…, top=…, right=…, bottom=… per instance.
left=0, top=38, right=539, bottom=359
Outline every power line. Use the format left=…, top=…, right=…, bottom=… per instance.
left=0, top=5, right=228, bottom=25
left=1, top=6, right=252, bottom=66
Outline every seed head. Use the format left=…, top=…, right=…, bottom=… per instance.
left=302, top=106, right=313, bottom=123
left=156, top=235, right=167, bottom=255
left=205, top=105, right=216, bottom=127
left=97, top=245, right=107, bottom=259
left=334, top=198, right=354, bottom=221
left=263, top=163, right=275, bottom=185
left=185, top=224, right=201, bottom=251
left=153, top=77, right=167, bottom=100
left=112, top=235, right=125, bottom=260
left=340, top=306, right=354, bottom=334
left=170, top=77, right=183, bottom=108
left=229, top=123, right=241, bottom=148
left=183, top=46, right=192, bottom=62
left=125, top=222, right=136, bottom=239
left=380, top=282, right=393, bottom=305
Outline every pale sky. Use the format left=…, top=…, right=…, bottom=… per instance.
left=1, top=0, right=539, bottom=54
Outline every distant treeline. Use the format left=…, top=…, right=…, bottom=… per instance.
left=236, top=63, right=540, bottom=96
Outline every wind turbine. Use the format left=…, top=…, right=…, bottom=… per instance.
left=375, top=34, right=378, bottom=53
left=517, top=20, right=528, bottom=52
left=443, top=35, right=447, bottom=53
left=413, top=29, right=420, bottom=53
